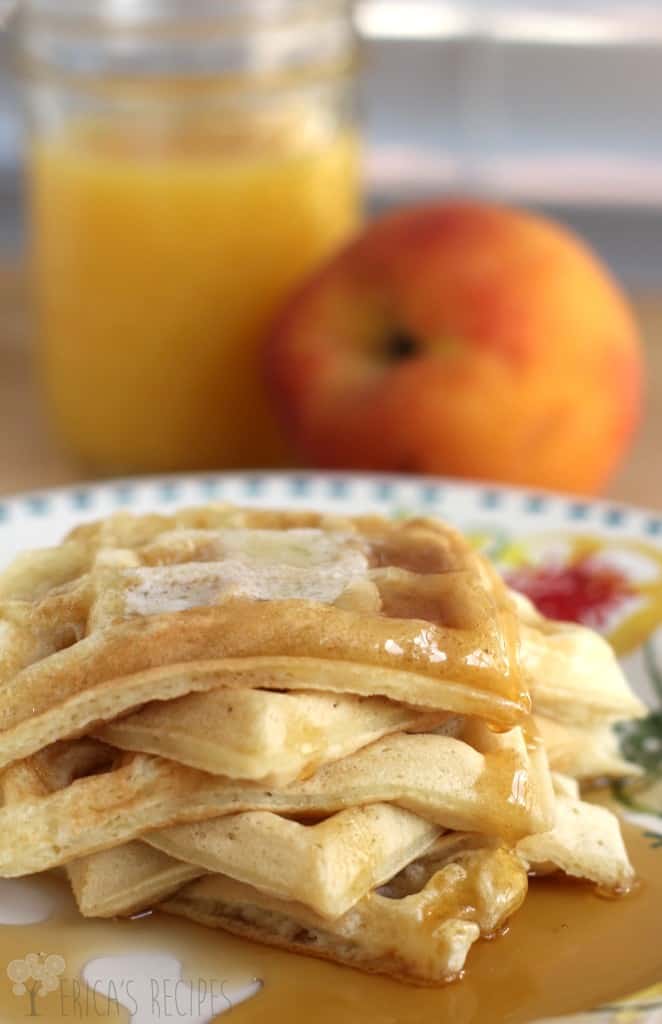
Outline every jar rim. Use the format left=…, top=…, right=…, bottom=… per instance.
left=21, top=0, right=354, bottom=29
left=17, top=0, right=357, bottom=86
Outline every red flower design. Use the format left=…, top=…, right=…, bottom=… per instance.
left=506, top=557, right=633, bottom=629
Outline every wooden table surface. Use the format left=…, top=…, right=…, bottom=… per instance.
left=1, top=263, right=661, bottom=507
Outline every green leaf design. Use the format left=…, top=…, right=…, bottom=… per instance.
left=614, top=712, right=662, bottom=778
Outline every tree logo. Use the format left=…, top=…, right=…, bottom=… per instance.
left=6, top=953, right=66, bottom=1016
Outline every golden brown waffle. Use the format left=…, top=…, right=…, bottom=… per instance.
left=376, top=832, right=499, bottom=898
left=0, top=654, right=526, bottom=776
left=0, top=506, right=495, bottom=599
left=67, top=842, right=204, bottom=919
left=0, top=722, right=554, bottom=877
left=534, top=714, right=641, bottom=781
left=0, top=508, right=526, bottom=771
left=95, top=688, right=447, bottom=783
left=161, top=844, right=528, bottom=985
left=146, top=804, right=441, bottom=919
left=516, top=774, right=635, bottom=891
left=511, top=591, right=646, bottom=724
left=65, top=773, right=633, bottom=926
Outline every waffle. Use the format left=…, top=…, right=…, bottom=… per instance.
left=95, top=688, right=447, bottom=784
left=534, top=714, right=641, bottom=781
left=0, top=722, right=553, bottom=877
left=147, top=804, right=441, bottom=919
left=0, top=506, right=496, bottom=599
left=512, top=591, right=646, bottom=724
left=70, top=832, right=490, bottom=924
left=67, top=842, right=204, bottom=919
left=0, top=510, right=526, bottom=772
left=517, top=774, right=635, bottom=891
left=0, top=503, right=645, bottom=986
left=162, top=844, right=528, bottom=985
left=67, top=771, right=633, bottom=923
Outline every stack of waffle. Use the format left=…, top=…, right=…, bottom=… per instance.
left=0, top=506, right=645, bottom=984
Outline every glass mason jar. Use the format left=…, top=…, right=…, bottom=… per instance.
left=19, top=0, right=360, bottom=472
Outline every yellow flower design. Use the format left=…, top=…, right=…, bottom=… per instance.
left=472, top=531, right=662, bottom=657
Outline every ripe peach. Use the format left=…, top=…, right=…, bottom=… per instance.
left=264, top=202, right=642, bottom=494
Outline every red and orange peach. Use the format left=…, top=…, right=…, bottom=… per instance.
left=264, top=201, right=642, bottom=494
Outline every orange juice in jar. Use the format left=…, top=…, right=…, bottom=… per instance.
left=21, top=1, right=360, bottom=472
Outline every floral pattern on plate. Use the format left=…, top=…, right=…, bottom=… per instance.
left=0, top=472, right=659, bottom=1023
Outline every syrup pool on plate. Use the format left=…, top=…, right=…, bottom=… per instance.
left=0, top=823, right=659, bottom=1024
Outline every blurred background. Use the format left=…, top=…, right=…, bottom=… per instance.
left=5, top=1, right=662, bottom=276
left=0, top=0, right=660, bottom=501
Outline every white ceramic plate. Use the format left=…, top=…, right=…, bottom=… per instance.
left=0, top=471, right=660, bottom=1024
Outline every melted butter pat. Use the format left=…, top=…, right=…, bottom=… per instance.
left=124, top=530, right=369, bottom=615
